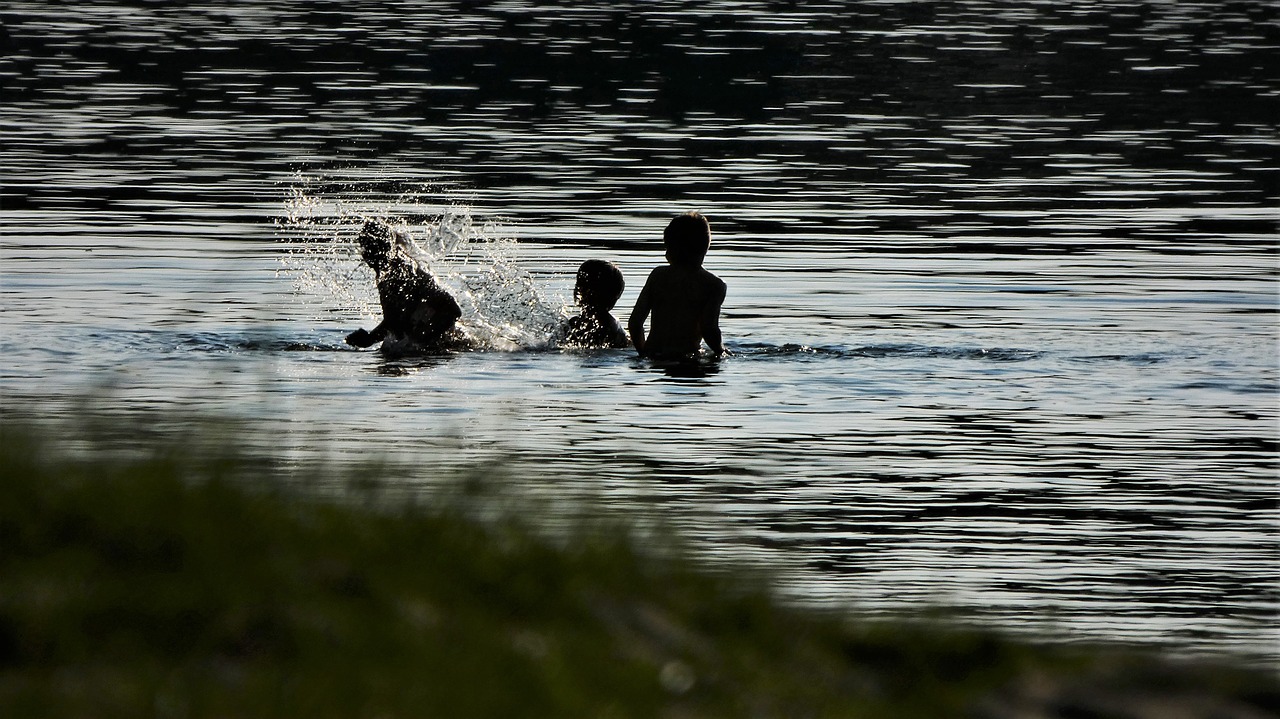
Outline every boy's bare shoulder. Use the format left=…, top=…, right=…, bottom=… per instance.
left=698, top=267, right=727, bottom=295
left=643, top=265, right=681, bottom=288
left=645, top=265, right=725, bottom=301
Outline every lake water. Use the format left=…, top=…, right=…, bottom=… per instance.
left=2, top=1, right=1277, bottom=665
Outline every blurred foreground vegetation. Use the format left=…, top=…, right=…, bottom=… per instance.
left=0, top=412, right=1275, bottom=718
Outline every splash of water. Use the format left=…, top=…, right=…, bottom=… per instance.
left=276, top=173, right=568, bottom=350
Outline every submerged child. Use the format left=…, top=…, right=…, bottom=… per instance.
left=345, top=219, right=463, bottom=351
left=628, top=212, right=727, bottom=359
left=561, top=259, right=630, bottom=349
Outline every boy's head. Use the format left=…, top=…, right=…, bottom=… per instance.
left=357, top=219, right=399, bottom=272
left=663, top=211, right=711, bottom=266
left=574, top=259, right=625, bottom=312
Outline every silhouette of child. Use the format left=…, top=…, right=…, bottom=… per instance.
left=345, top=220, right=463, bottom=351
left=628, top=212, right=727, bottom=359
left=561, top=259, right=629, bottom=349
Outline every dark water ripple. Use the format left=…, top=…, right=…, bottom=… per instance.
left=733, top=342, right=1046, bottom=362
left=4, top=1, right=1277, bottom=235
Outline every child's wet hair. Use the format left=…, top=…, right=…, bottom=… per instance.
left=358, top=219, right=424, bottom=273
left=358, top=219, right=395, bottom=256
left=663, top=212, right=711, bottom=264
left=575, top=259, right=625, bottom=311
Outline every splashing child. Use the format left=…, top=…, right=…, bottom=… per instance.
left=345, top=220, right=464, bottom=352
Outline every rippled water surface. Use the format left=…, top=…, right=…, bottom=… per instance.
left=2, top=1, right=1277, bottom=663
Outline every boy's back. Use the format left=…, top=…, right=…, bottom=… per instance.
left=377, top=262, right=461, bottom=342
left=631, top=264, right=726, bottom=358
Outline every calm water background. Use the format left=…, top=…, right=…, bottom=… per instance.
left=2, top=2, right=1277, bottom=664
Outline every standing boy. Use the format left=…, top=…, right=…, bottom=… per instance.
left=628, top=212, right=727, bottom=359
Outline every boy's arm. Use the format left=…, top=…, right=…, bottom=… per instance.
left=346, top=319, right=387, bottom=348
left=628, top=279, right=654, bottom=355
left=356, top=283, right=393, bottom=345
left=611, top=317, right=631, bottom=349
left=700, top=278, right=727, bottom=356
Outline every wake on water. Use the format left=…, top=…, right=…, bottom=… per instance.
left=276, top=175, right=569, bottom=352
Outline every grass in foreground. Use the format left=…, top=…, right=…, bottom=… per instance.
left=0, top=415, right=1275, bottom=718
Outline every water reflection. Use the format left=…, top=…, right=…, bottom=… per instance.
left=641, top=356, right=724, bottom=381
left=373, top=352, right=457, bottom=377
